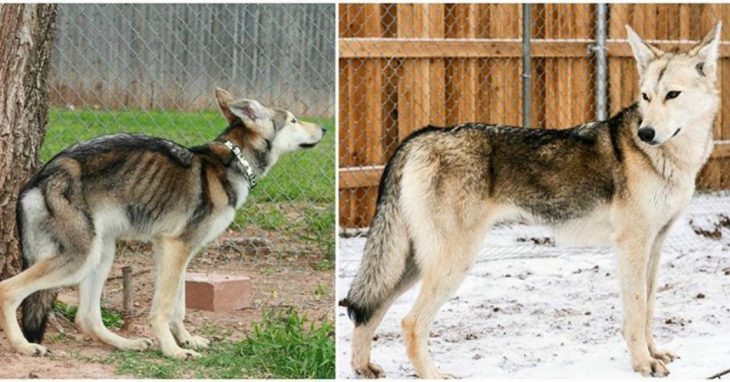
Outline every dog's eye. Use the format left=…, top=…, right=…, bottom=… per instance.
left=641, top=93, right=650, bottom=102
left=665, top=91, right=681, bottom=100
left=291, top=118, right=296, bottom=124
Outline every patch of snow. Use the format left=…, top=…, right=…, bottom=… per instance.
left=337, top=192, right=730, bottom=379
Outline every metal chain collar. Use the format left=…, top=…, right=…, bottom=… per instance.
left=223, top=140, right=257, bottom=189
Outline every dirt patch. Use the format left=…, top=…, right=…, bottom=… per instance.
left=689, top=214, right=730, bottom=239
left=0, top=230, right=333, bottom=379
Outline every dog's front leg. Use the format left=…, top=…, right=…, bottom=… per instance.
left=613, top=225, right=669, bottom=377
left=645, top=224, right=678, bottom=364
left=150, top=237, right=201, bottom=359
left=170, top=269, right=210, bottom=350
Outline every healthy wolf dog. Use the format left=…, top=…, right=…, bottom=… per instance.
left=0, top=88, right=325, bottom=359
left=343, top=23, right=721, bottom=378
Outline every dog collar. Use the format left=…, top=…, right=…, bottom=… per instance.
left=223, top=140, right=257, bottom=189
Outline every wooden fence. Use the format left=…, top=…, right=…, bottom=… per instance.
left=339, top=3, right=730, bottom=228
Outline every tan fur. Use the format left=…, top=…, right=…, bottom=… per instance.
left=206, top=167, right=229, bottom=208
left=150, top=237, right=197, bottom=359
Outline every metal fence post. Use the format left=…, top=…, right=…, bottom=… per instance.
left=522, top=4, right=532, bottom=129
left=594, top=3, right=608, bottom=121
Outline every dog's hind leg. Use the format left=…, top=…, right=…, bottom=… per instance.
left=401, top=231, right=482, bottom=379
left=644, top=224, right=678, bottom=364
left=75, top=238, right=151, bottom=351
left=170, top=268, right=209, bottom=350
left=0, top=256, right=87, bottom=356
left=352, top=254, right=420, bottom=378
left=613, top=220, right=669, bottom=377
left=149, top=237, right=199, bottom=359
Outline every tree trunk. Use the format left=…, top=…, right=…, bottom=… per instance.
left=0, top=5, right=57, bottom=280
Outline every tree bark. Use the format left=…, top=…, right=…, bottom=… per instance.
left=0, top=5, right=57, bottom=280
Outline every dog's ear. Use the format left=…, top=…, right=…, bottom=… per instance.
left=625, top=25, right=664, bottom=75
left=228, top=99, right=269, bottom=124
left=689, top=21, right=722, bottom=80
left=215, top=88, right=237, bottom=124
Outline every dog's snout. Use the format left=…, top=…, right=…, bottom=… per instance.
left=320, top=126, right=327, bottom=135
left=638, top=127, right=656, bottom=143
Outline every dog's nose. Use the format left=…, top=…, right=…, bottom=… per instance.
left=320, top=126, right=327, bottom=135
left=638, top=127, right=656, bottom=143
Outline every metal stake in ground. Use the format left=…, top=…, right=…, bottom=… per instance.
left=121, top=266, right=133, bottom=331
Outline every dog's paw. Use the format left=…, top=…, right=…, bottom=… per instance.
left=17, top=343, right=48, bottom=357
left=166, top=348, right=201, bottom=360
left=354, top=363, right=385, bottom=379
left=634, top=358, right=669, bottom=377
left=124, top=338, right=153, bottom=351
left=181, top=336, right=210, bottom=350
left=421, top=370, right=456, bottom=379
left=651, top=349, right=679, bottom=364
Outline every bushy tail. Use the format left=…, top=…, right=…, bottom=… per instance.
left=21, top=289, right=56, bottom=344
left=16, top=194, right=57, bottom=344
left=343, top=152, right=419, bottom=326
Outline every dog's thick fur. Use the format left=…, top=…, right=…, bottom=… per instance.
left=0, top=88, right=324, bottom=359
left=343, top=23, right=721, bottom=378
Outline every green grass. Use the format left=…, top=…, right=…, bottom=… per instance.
left=236, top=203, right=289, bottom=232
left=52, top=301, right=124, bottom=329
left=298, top=208, right=336, bottom=260
left=107, top=308, right=334, bottom=379
left=46, top=108, right=335, bottom=257
left=46, top=108, right=335, bottom=204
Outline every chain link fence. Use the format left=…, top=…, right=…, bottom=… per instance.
left=47, top=4, right=336, bottom=268
left=338, top=4, right=730, bottom=260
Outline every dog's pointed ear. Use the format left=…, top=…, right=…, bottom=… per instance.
left=228, top=99, right=269, bottom=124
left=625, top=25, right=664, bottom=75
left=689, top=21, right=722, bottom=80
left=215, top=88, right=237, bottom=124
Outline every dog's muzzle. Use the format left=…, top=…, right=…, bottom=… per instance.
left=299, top=126, right=326, bottom=149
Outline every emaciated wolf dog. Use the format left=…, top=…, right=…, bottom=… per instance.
left=342, top=23, right=721, bottom=378
left=0, top=88, right=325, bottom=359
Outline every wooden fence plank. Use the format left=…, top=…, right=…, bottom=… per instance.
left=340, top=39, right=730, bottom=59
left=448, top=4, right=479, bottom=123
left=545, top=4, right=566, bottom=127
left=571, top=4, right=593, bottom=126
left=679, top=5, right=691, bottom=40
left=491, top=4, right=521, bottom=125
left=723, top=7, right=730, bottom=141
left=339, top=167, right=383, bottom=189
left=429, top=4, right=446, bottom=126
left=357, top=4, right=384, bottom=227
left=397, top=4, right=433, bottom=140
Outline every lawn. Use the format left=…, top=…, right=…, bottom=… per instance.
left=46, top=108, right=335, bottom=258
left=105, top=309, right=335, bottom=379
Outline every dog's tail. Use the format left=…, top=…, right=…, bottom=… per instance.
left=21, top=290, right=56, bottom=344
left=341, top=147, right=420, bottom=326
left=17, top=192, right=57, bottom=344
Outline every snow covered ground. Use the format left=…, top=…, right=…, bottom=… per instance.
left=336, top=193, right=730, bottom=379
